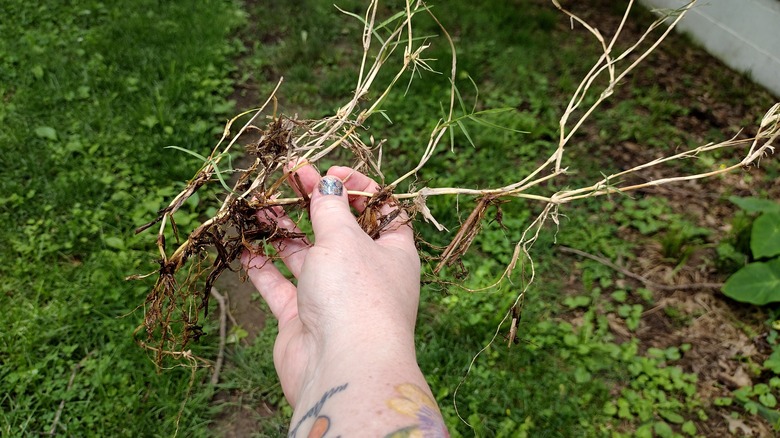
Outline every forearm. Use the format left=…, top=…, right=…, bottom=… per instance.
left=287, top=340, right=448, bottom=437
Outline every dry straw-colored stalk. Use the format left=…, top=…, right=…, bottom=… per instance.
left=131, top=0, right=778, bottom=373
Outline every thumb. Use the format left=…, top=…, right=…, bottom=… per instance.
left=309, top=175, right=364, bottom=245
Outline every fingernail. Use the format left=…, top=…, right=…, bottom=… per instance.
left=318, top=176, right=343, bottom=196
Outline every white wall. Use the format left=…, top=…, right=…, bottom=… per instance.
left=640, top=0, right=780, bottom=98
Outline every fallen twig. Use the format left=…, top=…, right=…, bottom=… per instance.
left=210, top=287, right=227, bottom=386
left=48, top=350, right=95, bottom=435
left=557, top=245, right=724, bottom=291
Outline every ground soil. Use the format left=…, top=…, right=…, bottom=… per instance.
left=209, top=261, right=272, bottom=438
left=210, top=1, right=779, bottom=436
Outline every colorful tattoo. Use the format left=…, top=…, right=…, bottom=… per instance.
left=288, top=383, right=348, bottom=438
left=386, top=384, right=450, bottom=438
left=306, top=416, right=331, bottom=438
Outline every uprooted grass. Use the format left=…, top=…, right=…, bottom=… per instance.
left=135, top=0, right=777, bottom=372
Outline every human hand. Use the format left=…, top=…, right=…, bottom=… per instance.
left=241, top=162, right=421, bottom=407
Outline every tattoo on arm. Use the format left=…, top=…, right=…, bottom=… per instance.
left=386, top=384, right=450, bottom=438
left=288, top=383, right=348, bottom=438
left=287, top=383, right=448, bottom=438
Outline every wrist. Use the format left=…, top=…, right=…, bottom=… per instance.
left=289, top=350, right=431, bottom=438
left=323, top=321, right=416, bottom=355
left=294, top=328, right=419, bottom=406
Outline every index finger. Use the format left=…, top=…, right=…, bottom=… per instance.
left=285, top=160, right=320, bottom=199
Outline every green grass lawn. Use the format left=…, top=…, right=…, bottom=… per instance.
left=1, top=1, right=244, bottom=435
left=3, top=0, right=778, bottom=437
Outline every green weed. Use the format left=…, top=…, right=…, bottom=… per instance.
left=730, top=315, right=780, bottom=432
left=720, top=197, right=780, bottom=305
